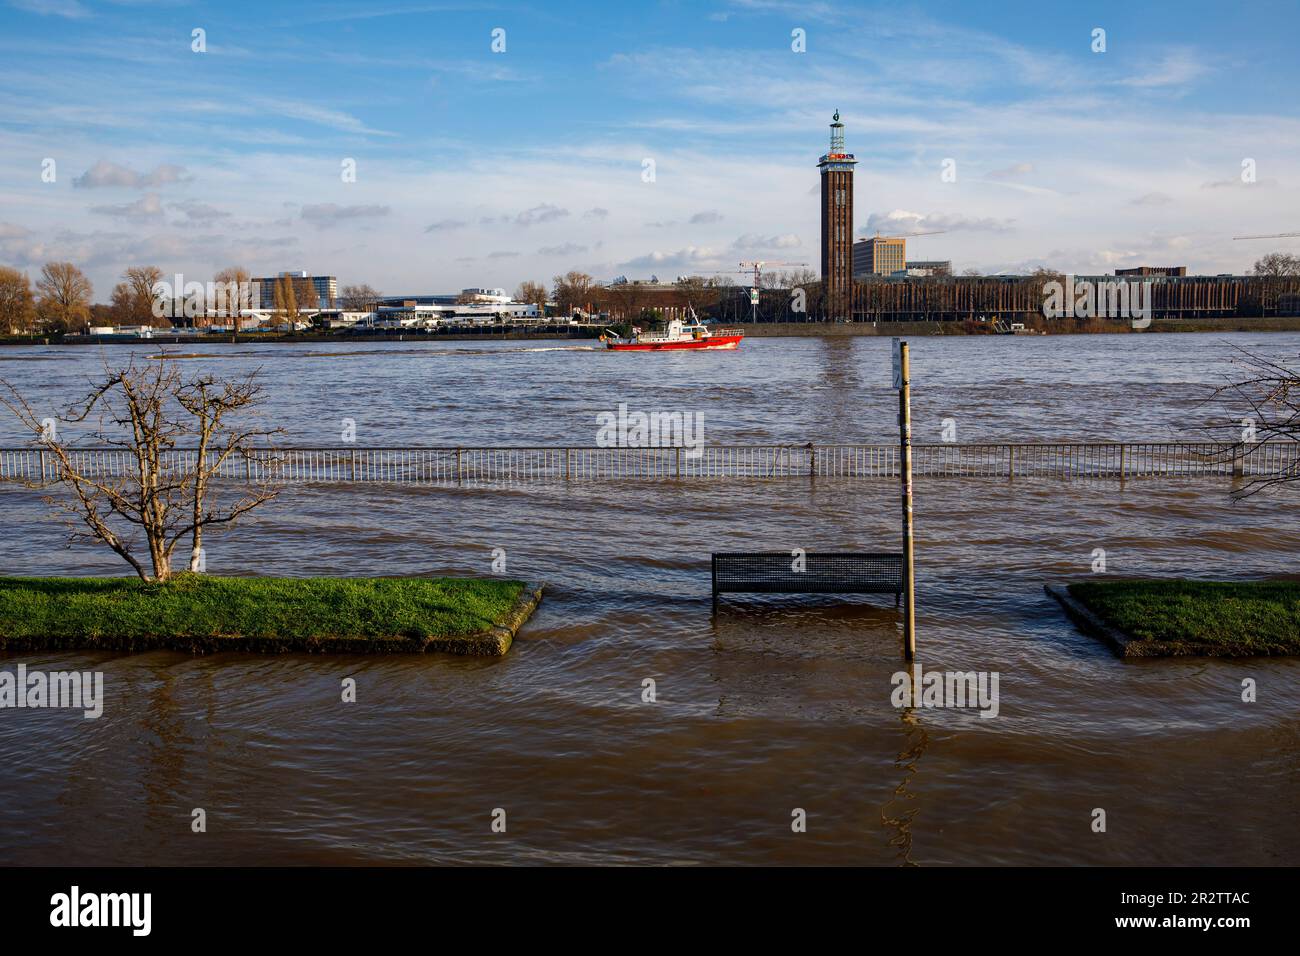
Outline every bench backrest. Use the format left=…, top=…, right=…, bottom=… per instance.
left=712, top=551, right=903, bottom=594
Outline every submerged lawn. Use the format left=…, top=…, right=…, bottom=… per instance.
left=0, top=575, right=530, bottom=654
left=1067, top=579, right=1300, bottom=656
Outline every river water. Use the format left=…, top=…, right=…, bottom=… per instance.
left=1, top=333, right=1298, bottom=865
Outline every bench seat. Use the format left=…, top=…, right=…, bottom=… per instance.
left=711, top=551, right=903, bottom=603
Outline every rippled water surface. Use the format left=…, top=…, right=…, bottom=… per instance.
left=1, top=334, right=1298, bottom=865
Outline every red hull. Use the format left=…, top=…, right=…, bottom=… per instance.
left=605, top=335, right=743, bottom=351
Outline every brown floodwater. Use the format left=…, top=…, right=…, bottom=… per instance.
left=0, top=334, right=1298, bottom=865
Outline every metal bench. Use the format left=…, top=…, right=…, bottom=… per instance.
left=711, top=552, right=904, bottom=606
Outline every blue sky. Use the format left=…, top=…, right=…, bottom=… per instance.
left=2, top=0, right=1299, bottom=298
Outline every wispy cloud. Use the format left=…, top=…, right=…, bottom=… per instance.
left=301, top=204, right=392, bottom=225
left=9, top=0, right=90, bottom=19
left=90, top=193, right=165, bottom=220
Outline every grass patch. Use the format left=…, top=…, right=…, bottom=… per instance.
left=1066, top=579, right=1300, bottom=656
left=0, top=575, right=534, bottom=655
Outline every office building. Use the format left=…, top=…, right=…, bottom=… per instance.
left=853, top=236, right=907, bottom=277
left=252, top=272, right=338, bottom=310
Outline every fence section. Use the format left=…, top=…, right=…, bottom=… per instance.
left=1, top=442, right=1297, bottom=485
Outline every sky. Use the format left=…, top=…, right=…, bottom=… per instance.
left=1, top=0, right=1299, bottom=300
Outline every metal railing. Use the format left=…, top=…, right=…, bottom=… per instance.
left=1, top=442, right=1297, bottom=485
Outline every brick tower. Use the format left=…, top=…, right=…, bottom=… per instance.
left=818, top=110, right=857, bottom=320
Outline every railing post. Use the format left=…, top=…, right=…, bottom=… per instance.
left=808, top=442, right=815, bottom=477
left=1118, top=443, right=1126, bottom=479
left=456, top=447, right=463, bottom=485
left=565, top=448, right=571, bottom=480
left=350, top=449, right=356, bottom=481
left=38, top=449, right=46, bottom=485
left=1232, top=444, right=1245, bottom=478
left=676, top=446, right=681, bottom=478
left=1007, top=444, right=1014, bottom=479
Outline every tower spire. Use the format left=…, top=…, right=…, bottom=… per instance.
left=818, top=111, right=857, bottom=320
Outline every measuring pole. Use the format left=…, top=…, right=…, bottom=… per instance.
left=894, top=339, right=917, bottom=660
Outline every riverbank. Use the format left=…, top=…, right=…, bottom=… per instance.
left=0, top=575, right=542, bottom=656
left=7, top=314, right=1300, bottom=347
left=1047, top=579, right=1300, bottom=657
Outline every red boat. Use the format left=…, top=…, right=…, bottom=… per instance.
left=601, top=310, right=743, bottom=351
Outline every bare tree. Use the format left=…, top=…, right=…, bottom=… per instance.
left=1252, top=253, right=1300, bottom=278
left=0, top=266, right=36, bottom=333
left=0, top=360, right=282, bottom=582
left=514, top=281, right=547, bottom=312
left=125, top=266, right=165, bottom=326
left=35, top=261, right=93, bottom=334
left=339, top=283, right=381, bottom=312
left=1204, top=347, right=1300, bottom=494
left=552, top=270, right=594, bottom=316
left=212, top=266, right=252, bottom=327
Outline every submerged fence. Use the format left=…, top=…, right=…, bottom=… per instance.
left=1, top=442, right=1297, bottom=485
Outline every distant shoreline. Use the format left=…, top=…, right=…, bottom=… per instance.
left=5, top=314, right=1300, bottom=347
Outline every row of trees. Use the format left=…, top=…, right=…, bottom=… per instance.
left=0, top=262, right=95, bottom=334
left=0, top=259, right=390, bottom=336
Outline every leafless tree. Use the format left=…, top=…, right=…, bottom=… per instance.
left=513, top=281, right=547, bottom=312
left=1252, top=253, right=1300, bottom=278
left=35, top=261, right=93, bottom=334
left=212, top=266, right=253, bottom=326
left=339, top=283, right=381, bottom=312
left=0, top=359, right=282, bottom=582
left=126, top=266, right=165, bottom=326
left=552, top=270, right=595, bottom=315
left=1205, top=345, right=1300, bottom=495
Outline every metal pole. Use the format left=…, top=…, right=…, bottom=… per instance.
left=898, top=341, right=917, bottom=660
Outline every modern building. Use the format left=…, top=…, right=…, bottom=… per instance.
left=1115, top=266, right=1187, bottom=277
left=251, top=272, right=338, bottom=310
left=818, top=111, right=857, bottom=319
left=853, top=236, right=907, bottom=277
left=904, top=260, right=952, bottom=276
left=458, top=287, right=512, bottom=303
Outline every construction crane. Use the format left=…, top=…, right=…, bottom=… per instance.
left=867, top=229, right=947, bottom=240
left=1233, top=232, right=1300, bottom=240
